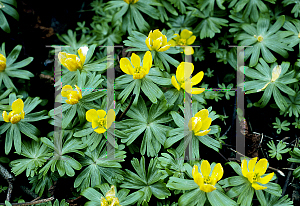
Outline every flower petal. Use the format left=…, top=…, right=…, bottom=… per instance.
left=145, top=36, right=152, bottom=50
left=254, top=158, right=268, bottom=176
left=97, top=110, right=106, bottom=119
left=143, top=51, right=152, bottom=74
left=94, top=127, right=107, bottom=134
left=120, top=58, right=134, bottom=75
left=169, top=39, right=176, bottom=47
left=171, top=76, right=181, bottom=91
left=191, top=71, right=204, bottom=86
left=271, top=65, right=281, bottom=82
left=157, top=44, right=171, bottom=52
left=78, top=46, right=89, bottom=66
left=211, top=163, right=224, bottom=182
left=191, top=88, right=205, bottom=94
left=248, top=157, right=258, bottom=173
left=187, top=35, right=196, bottom=45
left=252, top=182, right=267, bottom=190
left=201, top=160, right=211, bottom=177
left=194, top=129, right=210, bottom=136
left=180, top=29, right=193, bottom=39
left=200, top=184, right=216, bottom=193
left=106, top=109, right=115, bottom=129
left=183, top=46, right=194, bottom=55
left=61, top=85, right=73, bottom=97
left=131, top=53, right=141, bottom=68
left=92, top=120, right=99, bottom=129
left=200, top=117, right=212, bottom=131
left=86, top=109, right=98, bottom=122
left=195, top=109, right=209, bottom=119
left=2, top=111, right=9, bottom=122
left=74, top=85, right=82, bottom=99
left=12, top=99, right=24, bottom=114
left=259, top=172, right=274, bottom=184
left=192, top=165, right=204, bottom=186
left=152, top=29, right=162, bottom=40
left=152, top=37, right=163, bottom=51
left=176, top=62, right=193, bottom=82
left=241, top=159, right=249, bottom=177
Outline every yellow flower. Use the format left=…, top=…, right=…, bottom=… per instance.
left=192, top=160, right=224, bottom=193
left=241, top=157, right=274, bottom=190
left=61, top=85, right=82, bottom=105
left=145, top=29, right=171, bottom=52
left=100, top=185, right=120, bottom=206
left=86, top=109, right=115, bottom=134
left=171, top=62, right=205, bottom=94
left=2, top=99, right=25, bottom=124
left=120, top=51, right=152, bottom=79
left=257, top=65, right=282, bottom=92
left=188, top=109, right=212, bottom=136
left=58, top=46, right=88, bottom=71
left=0, top=53, right=6, bottom=72
left=169, top=29, right=196, bottom=55
left=123, top=0, right=139, bottom=4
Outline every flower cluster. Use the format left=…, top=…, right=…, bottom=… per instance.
left=100, top=185, right=120, bottom=206
left=189, top=109, right=212, bottom=136
left=61, top=85, right=82, bottom=105
left=170, top=29, right=196, bottom=55
left=145, top=29, right=171, bottom=52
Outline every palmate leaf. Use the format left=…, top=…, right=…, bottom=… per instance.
left=191, top=8, right=228, bottom=39
left=10, top=140, right=52, bottom=177
left=267, top=140, right=290, bottom=160
left=120, top=156, right=171, bottom=205
left=74, top=139, right=126, bottom=192
left=236, top=15, right=294, bottom=67
left=81, top=183, right=144, bottom=206
left=282, top=0, right=300, bottom=18
left=197, top=0, right=226, bottom=12
left=116, top=97, right=172, bottom=157
left=29, top=172, right=59, bottom=197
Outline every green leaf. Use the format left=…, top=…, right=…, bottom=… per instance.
left=207, top=189, right=238, bottom=206
left=0, top=10, right=10, bottom=33
left=1, top=3, right=18, bottom=20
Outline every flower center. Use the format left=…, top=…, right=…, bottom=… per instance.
left=254, top=35, right=263, bottom=42
left=203, top=176, right=211, bottom=184
left=98, top=118, right=106, bottom=128
left=253, top=173, right=260, bottom=182
left=178, top=39, right=186, bottom=46
left=133, top=66, right=145, bottom=79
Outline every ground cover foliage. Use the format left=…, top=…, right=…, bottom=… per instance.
left=0, top=0, right=300, bottom=205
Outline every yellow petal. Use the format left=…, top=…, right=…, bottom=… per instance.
left=145, top=35, right=152, bottom=50
left=61, top=85, right=73, bottom=97
left=152, top=29, right=162, bottom=40
left=183, top=46, right=194, bottom=55
left=194, top=118, right=202, bottom=132
left=86, top=109, right=98, bottom=122
left=195, top=109, right=209, bottom=119
left=0, top=53, right=6, bottom=62
left=94, top=127, right=107, bottom=134
left=152, top=37, right=163, bottom=51
left=106, top=109, right=115, bottom=129
left=101, top=197, right=108, bottom=206
left=191, top=71, right=204, bottom=86
left=176, top=62, right=193, bottom=82
left=12, top=99, right=24, bottom=114
left=180, top=29, right=193, bottom=39
left=200, top=117, right=212, bottom=131
left=191, top=88, right=205, bottom=94
left=254, top=158, right=268, bottom=176
left=161, top=34, right=168, bottom=46
left=142, top=51, right=152, bottom=74
left=106, top=185, right=116, bottom=201
left=252, top=182, right=267, bottom=190
left=211, top=163, right=223, bottom=182
left=97, top=110, right=107, bottom=119
left=241, top=159, right=249, bottom=177
left=173, top=34, right=180, bottom=41
left=92, top=120, right=99, bottom=129
left=58, top=52, right=81, bottom=71
left=120, top=58, right=134, bottom=75
left=188, top=117, right=202, bottom=131
left=78, top=46, right=89, bottom=66
left=21, top=111, right=25, bottom=119
left=246, top=172, right=255, bottom=183
left=271, top=65, right=281, bottom=82
left=157, top=44, right=171, bottom=52
left=2, top=111, right=9, bottom=122
left=169, top=39, right=176, bottom=47
left=131, top=53, right=141, bottom=68
left=0, top=53, right=6, bottom=71
left=201, top=160, right=211, bottom=177
left=259, top=172, right=274, bottom=184
left=194, top=129, right=210, bottom=136
left=187, top=35, right=196, bottom=45
left=248, top=157, right=258, bottom=173
left=74, top=85, right=82, bottom=99
left=192, top=165, right=204, bottom=186
left=200, top=184, right=216, bottom=193
left=171, top=76, right=181, bottom=91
